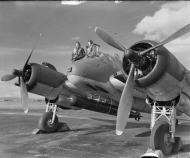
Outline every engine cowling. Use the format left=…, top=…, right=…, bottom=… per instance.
left=42, top=62, right=57, bottom=71
left=22, top=63, right=66, bottom=99
left=122, top=40, right=186, bottom=101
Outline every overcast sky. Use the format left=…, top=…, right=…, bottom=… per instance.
left=0, top=1, right=190, bottom=98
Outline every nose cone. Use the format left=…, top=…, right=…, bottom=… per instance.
left=68, top=56, right=117, bottom=82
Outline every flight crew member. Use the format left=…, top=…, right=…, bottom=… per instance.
left=86, top=40, right=100, bottom=57
left=72, top=41, right=86, bottom=62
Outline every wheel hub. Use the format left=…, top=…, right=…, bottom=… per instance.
left=47, top=119, right=54, bottom=127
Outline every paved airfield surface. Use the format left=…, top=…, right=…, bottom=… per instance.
left=0, top=99, right=190, bottom=158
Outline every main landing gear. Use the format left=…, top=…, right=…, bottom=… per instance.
left=38, top=102, right=59, bottom=133
left=148, top=101, right=182, bottom=156
left=37, top=102, right=70, bottom=133
left=141, top=99, right=183, bottom=158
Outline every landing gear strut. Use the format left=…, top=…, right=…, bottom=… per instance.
left=38, top=102, right=59, bottom=133
left=149, top=101, right=182, bottom=155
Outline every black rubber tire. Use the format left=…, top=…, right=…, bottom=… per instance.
left=154, top=123, right=173, bottom=155
left=38, top=111, right=59, bottom=133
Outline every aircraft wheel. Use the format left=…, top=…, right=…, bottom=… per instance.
left=153, top=123, right=173, bottom=155
left=38, top=111, right=59, bottom=133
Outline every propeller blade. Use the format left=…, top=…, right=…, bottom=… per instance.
left=95, top=27, right=127, bottom=52
left=23, top=33, right=42, bottom=69
left=140, top=23, right=190, bottom=56
left=116, top=64, right=135, bottom=135
left=1, top=74, right=16, bottom=81
left=20, top=77, right=29, bottom=114
left=23, top=51, right=33, bottom=69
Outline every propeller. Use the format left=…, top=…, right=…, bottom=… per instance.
left=95, top=23, right=190, bottom=135
left=20, top=77, right=29, bottom=114
left=19, top=50, right=34, bottom=114
left=19, top=33, right=42, bottom=113
left=1, top=74, right=16, bottom=81
left=95, top=27, right=127, bottom=52
left=1, top=51, right=33, bottom=113
left=95, top=27, right=136, bottom=135
left=140, top=23, right=190, bottom=56
left=116, top=64, right=135, bottom=135
left=1, top=33, right=42, bottom=113
left=1, top=69, right=22, bottom=82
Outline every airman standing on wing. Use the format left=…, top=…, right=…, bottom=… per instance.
left=72, top=41, right=86, bottom=62
left=86, top=40, right=100, bottom=57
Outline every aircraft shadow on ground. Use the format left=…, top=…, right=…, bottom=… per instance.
left=135, top=130, right=151, bottom=137
left=56, top=117, right=150, bottom=136
left=168, top=144, right=190, bottom=157
left=181, top=144, right=190, bottom=152
left=89, top=117, right=150, bottom=128
left=55, top=118, right=190, bottom=140
left=177, top=123, right=190, bottom=153
left=55, top=122, right=115, bottom=135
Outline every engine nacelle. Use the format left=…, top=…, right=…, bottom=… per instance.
left=23, top=63, right=66, bottom=99
left=123, top=40, right=186, bottom=101
left=42, top=62, right=57, bottom=71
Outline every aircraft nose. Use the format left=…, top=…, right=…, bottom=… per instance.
left=69, top=62, right=88, bottom=77
left=67, top=58, right=109, bottom=82
left=68, top=59, right=101, bottom=81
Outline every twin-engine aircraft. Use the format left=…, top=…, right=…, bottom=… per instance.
left=1, top=23, right=190, bottom=157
